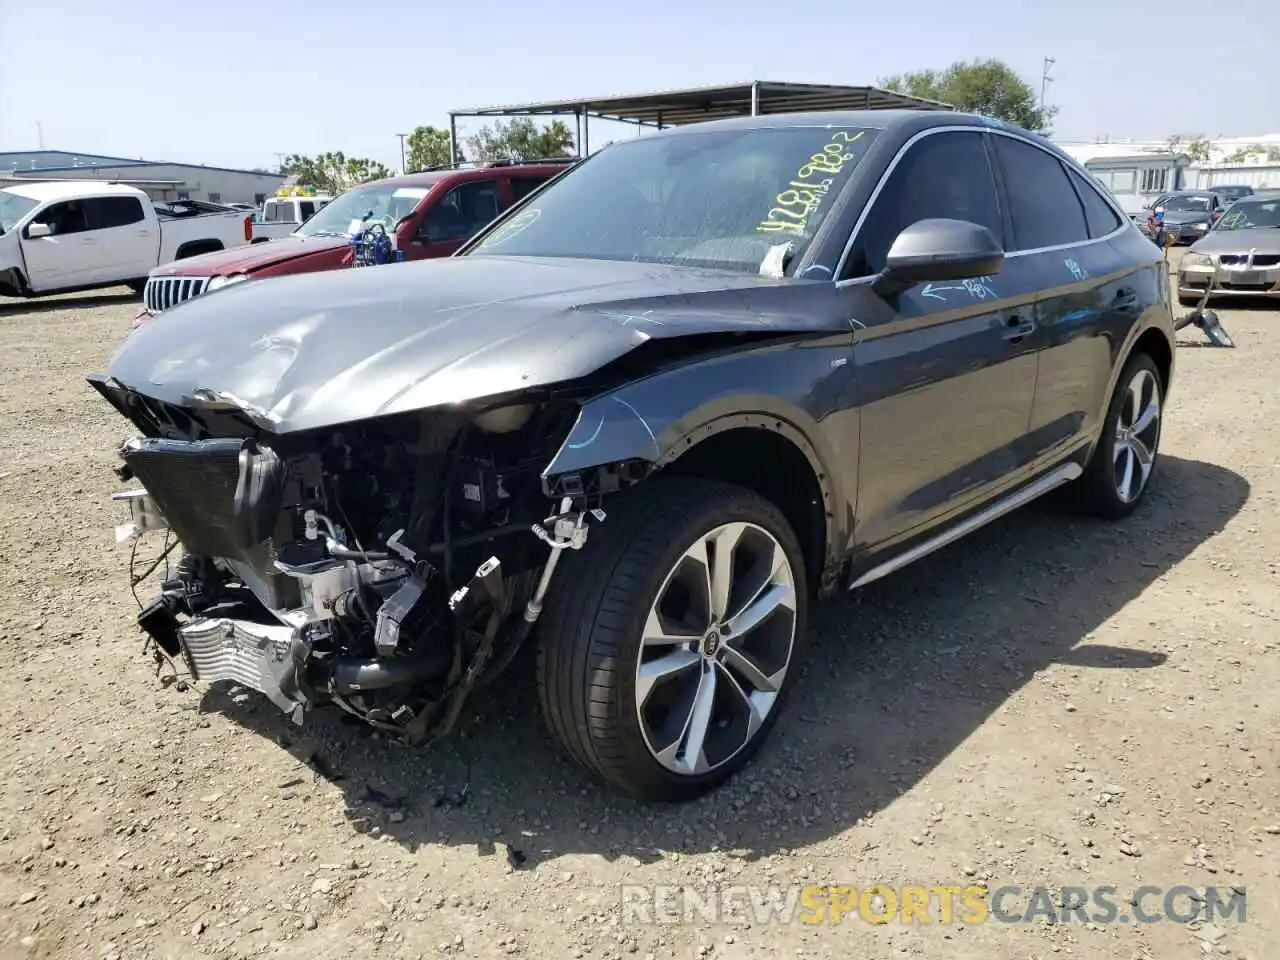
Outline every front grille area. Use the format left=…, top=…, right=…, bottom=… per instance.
left=121, top=437, right=246, bottom=557
left=1216, top=254, right=1280, bottom=268
left=144, top=276, right=210, bottom=313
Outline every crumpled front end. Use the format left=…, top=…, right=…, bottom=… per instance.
left=93, top=372, right=610, bottom=741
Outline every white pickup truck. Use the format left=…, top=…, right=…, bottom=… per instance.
left=0, top=181, right=253, bottom=298
left=249, top=192, right=333, bottom=243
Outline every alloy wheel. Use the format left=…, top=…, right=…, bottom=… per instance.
left=634, top=521, right=797, bottom=777
left=1113, top=367, right=1161, bottom=503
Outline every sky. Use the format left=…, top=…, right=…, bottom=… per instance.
left=2, top=0, right=1277, bottom=173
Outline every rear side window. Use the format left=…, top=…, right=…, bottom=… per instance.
left=1067, top=168, right=1123, bottom=238
left=845, top=130, right=1003, bottom=278
left=299, top=201, right=316, bottom=221
left=87, top=196, right=146, bottom=229
left=992, top=136, right=1089, bottom=250
left=510, top=175, right=549, bottom=202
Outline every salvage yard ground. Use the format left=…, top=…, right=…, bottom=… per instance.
left=0, top=249, right=1277, bottom=960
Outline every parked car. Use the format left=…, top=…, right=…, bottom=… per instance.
left=249, top=191, right=334, bottom=243
left=1177, top=194, right=1280, bottom=303
left=1206, top=184, right=1254, bottom=204
left=1144, top=191, right=1226, bottom=244
left=134, top=160, right=573, bottom=322
left=0, top=181, right=252, bottom=298
left=91, top=111, right=1174, bottom=801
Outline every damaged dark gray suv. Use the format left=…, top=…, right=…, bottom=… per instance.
left=90, top=111, right=1175, bottom=801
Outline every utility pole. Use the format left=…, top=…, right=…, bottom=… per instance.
left=35, top=120, right=44, bottom=148
left=1040, top=57, right=1056, bottom=109
left=272, top=152, right=288, bottom=172
left=396, top=133, right=409, bottom=174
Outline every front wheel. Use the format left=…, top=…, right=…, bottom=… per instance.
left=536, top=476, right=807, bottom=801
left=1072, top=352, right=1164, bottom=519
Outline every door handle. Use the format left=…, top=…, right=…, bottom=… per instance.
left=1113, top=287, right=1138, bottom=309
left=78, top=237, right=99, bottom=244
left=1000, top=313, right=1036, bottom=341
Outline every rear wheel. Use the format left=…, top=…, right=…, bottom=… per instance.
left=536, top=476, right=807, bottom=801
left=1072, top=352, right=1164, bottom=519
left=126, top=279, right=146, bottom=295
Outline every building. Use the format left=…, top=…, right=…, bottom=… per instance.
left=1057, top=142, right=1191, bottom=219
left=0, top=150, right=285, bottom=205
left=1058, top=134, right=1280, bottom=216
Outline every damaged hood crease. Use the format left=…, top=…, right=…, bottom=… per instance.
left=103, top=255, right=836, bottom=433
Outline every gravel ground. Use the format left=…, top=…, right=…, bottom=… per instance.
left=0, top=252, right=1277, bottom=960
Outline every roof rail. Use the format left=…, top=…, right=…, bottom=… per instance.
left=420, top=155, right=579, bottom=172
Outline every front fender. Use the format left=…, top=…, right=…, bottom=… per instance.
left=540, top=335, right=857, bottom=571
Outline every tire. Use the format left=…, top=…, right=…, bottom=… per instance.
left=1071, top=352, right=1164, bottom=519
left=126, top=279, right=147, bottom=295
left=536, top=476, right=808, bottom=801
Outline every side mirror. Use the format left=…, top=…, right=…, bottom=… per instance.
left=26, top=222, right=53, bottom=239
left=873, top=218, right=1004, bottom=298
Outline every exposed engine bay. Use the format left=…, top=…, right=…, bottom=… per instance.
left=91, top=376, right=631, bottom=742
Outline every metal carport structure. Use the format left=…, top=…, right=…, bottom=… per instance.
left=446, top=80, right=954, bottom=164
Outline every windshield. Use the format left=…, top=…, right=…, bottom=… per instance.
left=1163, top=195, right=1211, bottom=212
left=469, top=125, right=879, bottom=273
left=295, top=183, right=433, bottom=237
left=1214, top=200, right=1280, bottom=231
left=0, top=190, right=39, bottom=234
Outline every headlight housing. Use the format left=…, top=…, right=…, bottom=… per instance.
left=206, top=273, right=249, bottom=293
left=1182, top=253, right=1213, bottom=269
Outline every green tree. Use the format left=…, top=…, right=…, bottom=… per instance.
left=280, top=152, right=392, bottom=193
left=406, top=125, right=459, bottom=172
left=465, top=118, right=575, bottom=163
left=880, top=58, right=1057, bottom=133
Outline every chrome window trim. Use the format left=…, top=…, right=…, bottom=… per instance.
left=833, top=123, right=1132, bottom=288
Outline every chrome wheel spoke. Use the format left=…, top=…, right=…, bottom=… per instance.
left=655, top=662, right=717, bottom=774
left=722, top=644, right=786, bottom=694
left=641, top=607, right=699, bottom=648
left=1130, top=434, right=1155, bottom=485
left=1116, top=443, right=1135, bottom=501
left=1131, top=395, right=1159, bottom=436
left=724, top=581, right=794, bottom=642
left=704, top=523, right=746, bottom=622
left=715, top=661, right=769, bottom=741
left=636, top=648, right=700, bottom=706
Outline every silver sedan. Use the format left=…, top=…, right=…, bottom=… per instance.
left=1177, top=196, right=1280, bottom=304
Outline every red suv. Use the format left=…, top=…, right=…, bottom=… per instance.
left=135, top=160, right=572, bottom=325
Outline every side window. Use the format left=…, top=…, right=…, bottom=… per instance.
left=992, top=136, right=1089, bottom=250
left=510, top=175, right=549, bottom=203
left=844, top=131, right=1002, bottom=278
left=419, top=180, right=501, bottom=243
left=33, top=200, right=90, bottom=236
left=86, top=196, right=146, bottom=230
left=298, top=201, right=316, bottom=222
left=1067, top=168, right=1123, bottom=238
left=207, top=192, right=222, bottom=203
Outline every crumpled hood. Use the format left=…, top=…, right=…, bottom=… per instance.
left=149, top=234, right=349, bottom=277
left=101, top=255, right=831, bottom=433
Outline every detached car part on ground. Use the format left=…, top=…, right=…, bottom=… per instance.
left=92, top=111, right=1178, bottom=801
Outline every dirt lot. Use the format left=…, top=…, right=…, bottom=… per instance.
left=0, top=253, right=1277, bottom=960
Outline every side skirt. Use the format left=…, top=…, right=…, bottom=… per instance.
left=847, top=461, right=1083, bottom=591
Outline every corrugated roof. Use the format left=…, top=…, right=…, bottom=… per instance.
left=450, top=80, right=954, bottom=126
